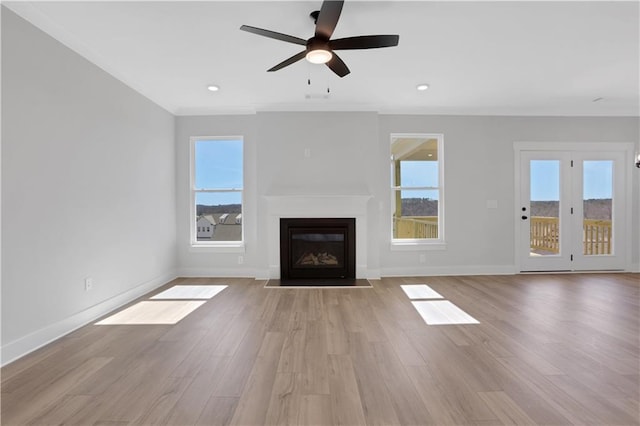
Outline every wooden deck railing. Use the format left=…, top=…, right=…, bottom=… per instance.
left=395, top=216, right=612, bottom=255
left=529, top=216, right=612, bottom=255
left=394, top=216, right=438, bottom=239
left=582, top=219, right=612, bottom=255
left=530, top=217, right=560, bottom=254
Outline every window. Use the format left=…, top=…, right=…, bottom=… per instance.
left=191, top=137, right=243, bottom=246
left=391, top=134, right=444, bottom=245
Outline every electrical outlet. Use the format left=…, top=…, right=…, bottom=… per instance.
left=419, top=254, right=426, bottom=264
left=238, top=255, right=244, bottom=264
left=84, top=277, right=93, bottom=291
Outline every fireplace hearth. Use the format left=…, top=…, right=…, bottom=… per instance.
left=280, top=218, right=355, bottom=281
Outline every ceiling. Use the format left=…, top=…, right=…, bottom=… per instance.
left=5, top=1, right=639, bottom=116
left=392, top=137, right=438, bottom=161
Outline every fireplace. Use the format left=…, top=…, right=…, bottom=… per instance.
left=280, top=218, right=355, bottom=281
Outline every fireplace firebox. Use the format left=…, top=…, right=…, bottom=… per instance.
left=280, top=218, right=355, bottom=281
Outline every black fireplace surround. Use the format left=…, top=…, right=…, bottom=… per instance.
left=280, top=218, right=355, bottom=281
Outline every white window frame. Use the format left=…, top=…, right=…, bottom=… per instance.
left=390, top=133, right=446, bottom=250
left=190, top=136, right=244, bottom=250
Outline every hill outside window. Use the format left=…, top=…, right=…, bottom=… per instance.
left=391, top=134, right=444, bottom=247
left=190, top=136, right=243, bottom=247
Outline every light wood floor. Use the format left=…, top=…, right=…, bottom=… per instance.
left=2, top=274, right=639, bottom=425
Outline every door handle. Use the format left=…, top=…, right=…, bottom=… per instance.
left=521, top=215, right=528, bottom=220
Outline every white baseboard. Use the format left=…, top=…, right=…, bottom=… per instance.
left=254, top=268, right=271, bottom=280
left=356, top=264, right=375, bottom=279
left=381, top=265, right=517, bottom=277
left=1, top=270, right=177, bottom=367
left=365, top=268, right=382, bottom=280
left=177, top=267, right=256, bottom=278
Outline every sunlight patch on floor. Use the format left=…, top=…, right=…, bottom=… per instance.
left=151, top=285, right=227, bottom=300
left=412, top=300, right=480, bottom=325
left=96, top=301, right=206, bottom=325
left=400, top=284, right=444, bottom=300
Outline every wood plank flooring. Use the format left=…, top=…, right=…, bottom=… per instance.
left=2, top=273, right=639, bottom=425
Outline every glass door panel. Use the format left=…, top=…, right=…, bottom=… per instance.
left=519, top=152, right=572, bottom=272
left=529, top=160, right=561, bottom=257
left=582, top=161, right=613, bottom=256
left=572, top=152, right=625, bottom=271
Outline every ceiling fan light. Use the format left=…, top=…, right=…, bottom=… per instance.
left=306, top=49, right=333, bottom=64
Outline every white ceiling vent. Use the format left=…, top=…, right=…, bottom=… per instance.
left=305, top=93, right=330, bottom=100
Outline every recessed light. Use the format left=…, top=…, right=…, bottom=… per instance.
left=417, top=84, right=429, bottom=91
left=207, top=85, right=220, bottom=92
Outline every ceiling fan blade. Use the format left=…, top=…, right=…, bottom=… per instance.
left=330, top=35, right=399, bottom=50
left=315, top=0, right=344, bottom=39
left=326, top=52, right=350, bottom=77
left=267, top=51, right=307, bottom=72
left=240, top=25, right=307, bottom=46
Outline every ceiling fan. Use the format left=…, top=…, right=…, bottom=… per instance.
left=240, top=0, right=399, bottom=78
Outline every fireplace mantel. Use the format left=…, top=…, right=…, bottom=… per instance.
left=263, top=194, right=372, bottom=279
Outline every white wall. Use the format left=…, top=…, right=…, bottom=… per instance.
left=1, top=9, right=177, bottom=364
left=175, top=115, right=257, bottom=276
left=175, top=112, right=381, bottom=278
left=176, top=113, right=639, bottom=277
left=256, top=112, right=381, bottom=279
left=254, top=112, right=379, bottom=196
left=377, top=115, right=639, bottom=275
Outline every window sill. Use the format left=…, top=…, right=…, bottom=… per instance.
left=390, top=241, right=447, bottom=251
left=189, top=243, right=245, bottom=253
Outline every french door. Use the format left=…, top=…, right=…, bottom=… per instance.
left=519, top=149, right=627, bottom=272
